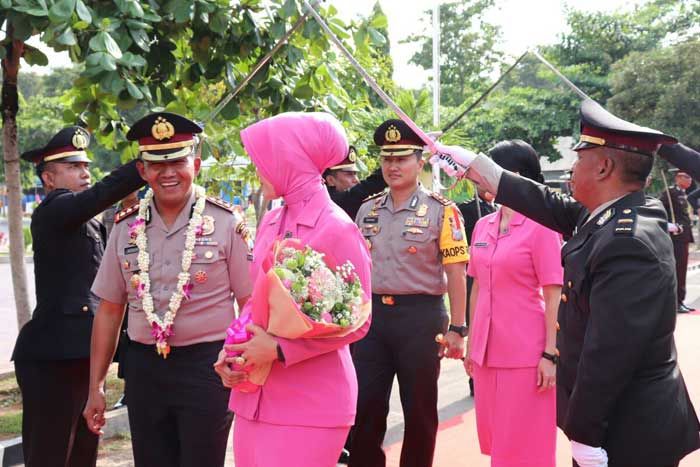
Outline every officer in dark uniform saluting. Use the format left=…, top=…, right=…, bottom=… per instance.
left=12, top=127, right=145, bottom=467
left=434, top=99, right=700, bottom=467
left=350, top=119, right=469, bottom=467
left=324, top=145, right=387, bottom=220
left=660, top=169, right=696, bottom=313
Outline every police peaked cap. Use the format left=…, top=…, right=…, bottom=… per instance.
left=127, top=112, right=203, bottom=162
left=21, top=126, right=91, bottom=165
left=374, top=119, right=424, bottom=157
left=573, top=99, right=677, bottom=157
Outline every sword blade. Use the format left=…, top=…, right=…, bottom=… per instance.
left=207, top=3, right=319, bottom=122
left=530, top=49, right=591, bottom=100
left=302, top=0, right=437, bottom=153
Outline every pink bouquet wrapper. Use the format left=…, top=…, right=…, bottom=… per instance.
left=225, top=238, right=370, bottom=392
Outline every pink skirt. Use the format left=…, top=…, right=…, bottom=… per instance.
left=233, top=417, right=349, bottom=467
left=472, top=363, right=556, bottom=467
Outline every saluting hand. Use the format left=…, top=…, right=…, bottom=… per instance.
left=83, top=388, right=107, bottom=436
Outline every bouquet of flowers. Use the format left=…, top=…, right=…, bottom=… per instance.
left=225, top=238, right=370, bottom=391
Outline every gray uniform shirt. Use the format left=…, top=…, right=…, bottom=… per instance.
left=92, top=191, right=254, bottom=346
left=355, top=184, right=469, bottom=295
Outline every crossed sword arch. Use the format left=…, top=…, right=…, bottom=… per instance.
left=207, top=1, right=675, bottom=222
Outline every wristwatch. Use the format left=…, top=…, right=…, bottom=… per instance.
left=448, top=324, right=468, bottom=338
left=542, top=351, right=559, bottom=365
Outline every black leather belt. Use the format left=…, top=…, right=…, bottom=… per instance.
left=372, top=293, right=443, bottom=307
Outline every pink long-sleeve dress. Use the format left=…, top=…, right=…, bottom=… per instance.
left=228, top=112, right=372, bottom=467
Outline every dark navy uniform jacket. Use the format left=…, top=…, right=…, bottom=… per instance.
left=12, top=160, right=144, bottom=361
left=497, top=171, right=700, bottom=467
left=327, top=167, right=386, bottom=220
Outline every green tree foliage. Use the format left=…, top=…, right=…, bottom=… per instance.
left=402, top=0, right=502, bottom=107
left=608, top=39, right=700, bottom=149
left=1, top=0, right=393, bottom=198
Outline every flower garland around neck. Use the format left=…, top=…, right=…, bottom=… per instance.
left=133, top=185, right=206, bottom=359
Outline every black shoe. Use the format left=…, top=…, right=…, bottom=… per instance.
left=112, top=394, right=127, bottom=409
left=338, top=449, right=350, bottom=464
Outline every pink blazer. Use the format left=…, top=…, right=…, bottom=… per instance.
left=467, top=210, right=563, bottom=368
left=230, top=112, right=371, bottom=427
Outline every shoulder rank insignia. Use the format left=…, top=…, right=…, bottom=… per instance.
left=429, top=191, right=452, bottom=206
left=362, top=189, right=388, bottom=203
left=206, top=196, right=235, bottom=213
left=613, top=208, right=637, bottom=236
left=115, top=204, right=139, bottom=224
left=595, top=208, right=615, bottom=227
left=234, top=215, right=255, bottom=260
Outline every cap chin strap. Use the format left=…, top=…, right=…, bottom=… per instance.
left=141, top=146, right=193, bottom=161
left=42, top=150, right=89, bottom=162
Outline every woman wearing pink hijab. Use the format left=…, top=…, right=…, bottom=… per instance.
left=214, top=112, right=372, bottom=466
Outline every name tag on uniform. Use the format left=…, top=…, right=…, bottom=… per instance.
left=473, top=242, right=489, bottom=248
left=123, top=245, right=138, bottom=254
left=195, top=238, right=219, bottom=246
left=363, top=216, right=379, bottom=224
left=405, top=217, right=429, bottom=228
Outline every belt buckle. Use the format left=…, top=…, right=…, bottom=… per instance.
left=381, top=295, right=395, bottom=306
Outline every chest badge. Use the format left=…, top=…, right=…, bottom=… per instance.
left=200, top=215, right=216, bottom=236
left=194, top=270, right=208, bottom=284
left=416, top=203, right=428, bottom=217
left=405, top=217, right=430, bottom=228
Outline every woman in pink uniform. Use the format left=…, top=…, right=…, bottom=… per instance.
left=467, top=140, right=563, bottom=467
left=213, top=112, right=371, bottom=467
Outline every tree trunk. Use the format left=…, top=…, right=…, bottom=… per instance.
left=2, top=31, right=31, bottom=328
left=251, top=187, right=265, bottom=226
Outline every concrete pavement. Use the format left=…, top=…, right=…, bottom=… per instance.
left=4, top=262, right=700, bottom=465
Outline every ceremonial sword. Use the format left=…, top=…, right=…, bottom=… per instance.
left=301, top=0, right=437, bottom=154
left=207, top=1, right=321, bottom=122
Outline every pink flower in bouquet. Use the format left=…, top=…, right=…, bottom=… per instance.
left=308, top=266, right=335, bottom=305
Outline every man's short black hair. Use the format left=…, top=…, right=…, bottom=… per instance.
left=607, top=147, right=653, bottom=185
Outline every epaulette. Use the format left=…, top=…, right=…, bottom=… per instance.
left=206, top=196, right=235, bottom=213
left=363, top=189, right=388, bottom=203
left=115, top=204, right=139, bottom=224
left=429, top=191, right=453, bottom=206
left=613, top=208, right=637, bottom=236
left=234, top=214, right=255, bottom=258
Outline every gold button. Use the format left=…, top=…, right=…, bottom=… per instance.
left=205, top=251, right=214, bottom=259
left=556, top=321, right=560, bottom=331
left=567, top=281, right=573, bottom=288
left=561, top=293, right=568, bottom=303
left=82, top=306, right=89, bottom=312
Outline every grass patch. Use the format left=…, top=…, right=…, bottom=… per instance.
left=105, top=364, right=125, bottom=410
left=0, top=410, right=21, bottom=436
left=99, top=432, right=131, bottom=453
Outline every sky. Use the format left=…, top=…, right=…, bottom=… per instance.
left=24, top=0, right=642, bottom=89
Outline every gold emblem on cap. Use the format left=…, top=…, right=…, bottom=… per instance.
left=151, top=116, right=175, bottom=141
left=348, top=148, right=357, bottom=162
left=72, top=129, right=89, bottom=150
left=385, top=125, right=401, bottom=143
